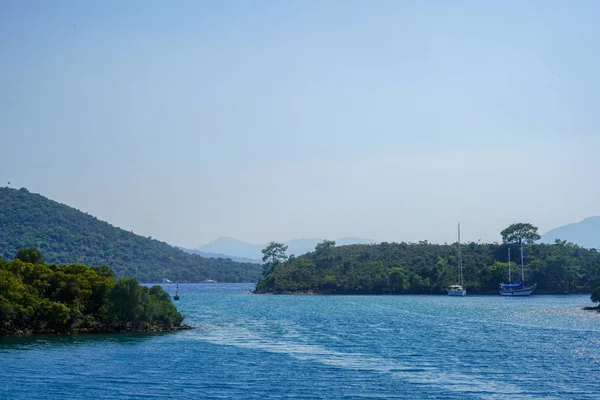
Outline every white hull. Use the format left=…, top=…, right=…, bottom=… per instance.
left=449, top=224, right=466, bottom=297
left=499, top=285, right=536, bottom=296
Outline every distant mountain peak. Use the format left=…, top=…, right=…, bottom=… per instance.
left=212, top=237, right=251, bottom=244
left=541, top=216, right=600, bottom=249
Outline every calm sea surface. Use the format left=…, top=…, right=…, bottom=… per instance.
left=1, top=284, right=599, bottom=399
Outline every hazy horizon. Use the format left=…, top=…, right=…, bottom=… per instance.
left=2, top=1, right=599, bottom=248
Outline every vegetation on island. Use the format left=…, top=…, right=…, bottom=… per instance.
left=0, top=249, right=186, bottom=336
left=592, top=288, right=600, bottom=304
left=586, top=285, right=600, bottom=312
left=255, top=223, right=600, bottom=295
left=0, top=187, right=262, bottom=282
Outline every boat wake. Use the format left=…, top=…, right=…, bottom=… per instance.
left=183, top=321, right=556, bottom=400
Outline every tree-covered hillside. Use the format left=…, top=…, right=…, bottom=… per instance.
left=255, top=240, right=600, bottom=294
left=0, top=187, right=261, bottom=282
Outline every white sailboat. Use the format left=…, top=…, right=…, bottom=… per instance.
left=448, top=223, right=467, bottom=296
left=499, top=244, right=536, bottom=296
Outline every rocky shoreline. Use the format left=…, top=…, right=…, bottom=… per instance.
left=2, top=323, right=195, bottom=337
left=582, top=306, right=600, bottom=313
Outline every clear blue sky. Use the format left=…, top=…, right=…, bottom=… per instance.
left=1, top=0, right=599, bottom=247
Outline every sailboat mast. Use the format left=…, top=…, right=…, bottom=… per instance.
left=458, top=223, right=463, bottom=286
left=520, top=242, right=525, bottom=282
left=508, top=247, right=511, bottom=283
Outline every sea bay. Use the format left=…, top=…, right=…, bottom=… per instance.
left=1, top=284, right=599, bottom=399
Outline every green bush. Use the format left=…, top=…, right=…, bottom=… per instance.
left=16, top=248, right=44, bottom=264
left=44, top=302, right=71, bottom=325
left=591, top=287, right=600, bottom=304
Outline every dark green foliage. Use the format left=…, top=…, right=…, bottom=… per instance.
left=92, top=265, right=115, bottom=279
left=591, top=287, right=600, bottom=304
left=0, top=187, right=261, bottom=282
left=108, top=278, right=183, bottom=326
left=16, top=248, right=44, bottom=264
left=109, top=278, right=145, bottom=321
left=0, top=256, right=184, bottom=336
left=255, top=241, right=600, bottom=294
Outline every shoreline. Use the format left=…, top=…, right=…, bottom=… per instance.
left=1, top=324, right=195, bottom=338
left=254, top=291, right=592, bottom=296
left=582, top=306, right=600, bottom=313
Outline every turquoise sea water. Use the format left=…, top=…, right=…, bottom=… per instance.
left=1, top=284, right=599, bottom=399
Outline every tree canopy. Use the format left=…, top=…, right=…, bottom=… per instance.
left=501, top=223, right=541, bottom=245
left=261, top=242, right=288, bottom=275
left=262, top=242, right=288, bottom=264
left=0, top=187, right=261, bottom=282
left=15, top=248, right=44, bottom=264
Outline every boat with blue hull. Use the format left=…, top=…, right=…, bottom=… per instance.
left=499, top=245, right=536, bottom=296
left=499, top=281, right=537, bottom=296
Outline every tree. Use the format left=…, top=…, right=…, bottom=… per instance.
left=261, top=242, right=288, bottom=274
left=500, top=223, right=541, bottom=245
left=315, top=240, right=336, bottom=254
left=92, top=265, right=115, bottom=278
left=315, top=240, right=336, bottom=268
left=15, top=248, right=44, bottom=264
left=108, top=277, right=144, bottom=322
left=591, top=287, right=600, bottom=304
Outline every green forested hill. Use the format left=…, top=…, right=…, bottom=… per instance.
left=255, top=240, right=600, bottom=294
left=0, top=187, right=261, bottom=282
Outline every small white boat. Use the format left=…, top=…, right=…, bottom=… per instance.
left=448, top=284, right=466, bottom=296
left=448, top=223, right=467, bottom=296
left=162, top=278, right=172, bottom=283
left=202, top=279, right=217, bottom=283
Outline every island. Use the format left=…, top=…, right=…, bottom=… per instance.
left=255, top=223, right=600, bottom=295
left=0, top=248, right=189, bottom=336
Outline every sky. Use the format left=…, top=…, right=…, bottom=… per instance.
left=1, top=0, right=599, bottom=248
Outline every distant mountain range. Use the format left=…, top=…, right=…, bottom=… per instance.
left=178, top=248, right=263, bottom=264
left=187, top=237, right=377, bottom=262
left=188, top=215, right=600, bottom=262
left=540, top=216, right=600, bottom=249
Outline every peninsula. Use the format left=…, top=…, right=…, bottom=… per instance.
left=255, top=224, right=600, bottom=295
